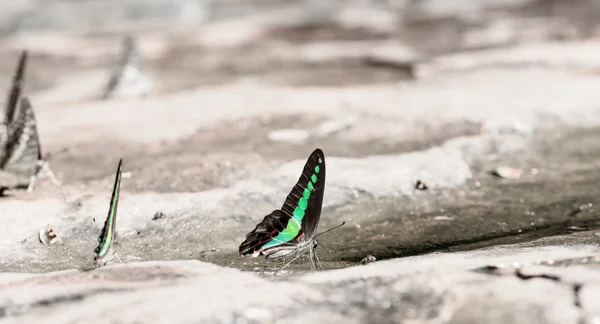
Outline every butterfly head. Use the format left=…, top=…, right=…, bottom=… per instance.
left=93, top=248, right=114, bottom=267
left=93, top=256, right=104, bottom=267
left=312, top=239, right=319, bottom=249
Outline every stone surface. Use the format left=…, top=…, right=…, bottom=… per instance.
left=0, top=246, right=598, bottom=323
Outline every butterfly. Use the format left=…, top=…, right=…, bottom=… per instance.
left=239, top=148, right=343, bottom=270
left=102, top=35, right=152, bottom=100
left=94, top=159, right=123, bottom=267
left=1, top=97, right=62, bottom=192
left=0, top=51, right=62, bottom=192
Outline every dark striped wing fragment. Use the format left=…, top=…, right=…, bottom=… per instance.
left=239, top=148, right=326, bottom=256
left=5, top=50, right=28, bottom=125
left=102, top=36, right=140, bottom=99
left=287, top=148, right=325, bottom=239
left=239, top=209, right=296, bottom=256
left=0, top=97, right=41, bottom=176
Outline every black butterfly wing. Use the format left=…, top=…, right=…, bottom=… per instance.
left=238, top=209, right=292, bottom=256
left=4, top=50, right=27, bottom=125
left=0, top=97, right=41, bottom=175
left=102, top=36, right=141, bottom=99
left=239, top=148, right=326, bottom=256
left=281, top=148, right=325, bottom=239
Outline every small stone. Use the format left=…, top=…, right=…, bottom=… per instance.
left=198, top=248, right=219, bottom=255
left=472, top=265, right=517, bottom=276
left=360, top=255, right=377, bottom=265
left=491, top=167, right=522, bottom=180
left=415, top=180, right=428, bottom=190
left=362, top=42, right=420, bottom=75
left=38, top=225, right=62, bottom=245
left=152, top=212, right=166, bottom=220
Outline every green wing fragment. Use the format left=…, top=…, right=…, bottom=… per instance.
left=94, top=159, right=123, bottom=265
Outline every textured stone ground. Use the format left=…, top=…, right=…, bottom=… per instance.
left=1, top=0, right=600, bottom=323
left=1, top=245, right=599, bottom=324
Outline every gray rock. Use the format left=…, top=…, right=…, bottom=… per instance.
left=0, top=245, right=596, bottom=323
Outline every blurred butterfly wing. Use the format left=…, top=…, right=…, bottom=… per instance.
left=102, top=36, right=142, bottom=99
left=1, top=97, right=41, bottom=176
left=4, top=51, right=27, bottom=125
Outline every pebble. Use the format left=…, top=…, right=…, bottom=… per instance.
left=360, top=255, right=377, bottom=265
left=491, top=167, right=522, bottom=180
left=415, top=180, right=428, bottom=190
left=38, top=225, right=62, bottom=245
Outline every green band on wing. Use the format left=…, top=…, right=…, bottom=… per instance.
left=260, top=157, right=323, bottom=250
left=261, top=218, right=300, bottom=249
left=98, top=172, right=121, bottom=257
left=303, top=188, right=310, bottom=199
left=298, top=197, right=308, bottom=210
left=292, top=206, right=304, bottom=222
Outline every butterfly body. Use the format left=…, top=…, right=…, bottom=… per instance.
left=239, top=149, right=325, bottom=269
left=94, top=159, right=123, bottom=268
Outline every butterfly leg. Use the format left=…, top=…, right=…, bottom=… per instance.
left=43, top=162, right=62, bottom=186
left=115, top=253, right=124, bottom=264
left=276, top=254, right=303, bottom=275
left=308, top=247, right=322, bottom=270
left=26, top=160, right=61, bottom=192
left=123, top=256, right=141, bottom=262
left=312, top=250, right=323, bottom=270
left=26, top=173, right=38, bottom=192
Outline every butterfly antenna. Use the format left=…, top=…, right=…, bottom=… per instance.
left=45, top=147, right=68, bottom=162
left=315, top=221, right=346, bottom=239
